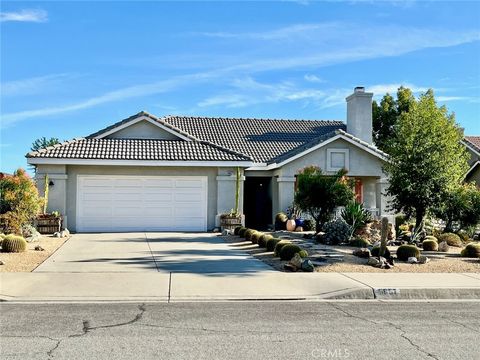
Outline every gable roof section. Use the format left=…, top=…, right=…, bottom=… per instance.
left=464, top=136, right=480, bottom=156
left=466, top=160, right=480, bottom=179
left=27, top=138, right=253, bottom=162
left=163, top=115, right=346, bottom=163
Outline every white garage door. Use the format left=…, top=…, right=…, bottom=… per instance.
left=76, top=175, right=208, bottom=232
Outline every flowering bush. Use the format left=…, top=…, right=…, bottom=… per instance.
left=0, top=169, right=43, bottom=234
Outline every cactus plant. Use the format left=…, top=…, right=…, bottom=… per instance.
left=238, top=227, right=248, bottom=238
left=422, top=239, right=438, bottom=251
left=251, top=231, right=264, bottom=244
left=349, top=237, right=371, bottom=248
left=396, top=245, right=420, bottom=261
left=460, top=243, right=480, bottom=258
left=234, top=226, right=243, bottom=236
left=321, top=219, right=351, bottom=245
left=1, top=235, right=27, bottom=253
left=266, top=237, right=281, bottom=252
left=298, top=249, right=308, bottom=258
left=244, top=229, right=256, bottom=241
left=279, top=244, right=303, bottom=261
left=437, top=233, right=463, bottom=247
left=371, top=246, right=391, bottom=258
left=424, top=235, right=438, bottom=242
left=258, top=234, right=273, bottom=248
left=274, top=240, right=292, bottom=257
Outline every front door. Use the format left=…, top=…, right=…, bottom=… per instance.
left=243, top=177, right=272, bottom=230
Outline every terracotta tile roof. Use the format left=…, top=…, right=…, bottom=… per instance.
left=26, top=139, right=252, bottom=162
left=162, top=115, right=346, bottom=163
left=465, top=136, right=480, bottom=153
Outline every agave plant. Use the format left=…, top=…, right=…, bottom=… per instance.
left=341, top=201, right=373, bottom=239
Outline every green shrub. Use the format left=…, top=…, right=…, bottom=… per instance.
left=234, top=226, right=243, bottom=236
left=460, top=242, right=480, bottom=258
left=238, top=227, right=248, bottom=237
left=279, top=244, right=302, bottom=261
left=422, top=239, right=438, bottom=251
left=349, top=237, right=371, bottom=248
left=302, top=219, right=316, bottom=232
left=274, top=240, right=291, bottom=257
left=456, top=231, right=470, bottom=243
left=322, top=219, right=351, bottom=245
left=424, top=235, right=438, bottom=242
left=371, top=246, right=391, bottom=258
left=266, top=238, right=281, bottom=252
left=258, top=234, right=273, bottom=248
left=251, top=232, right=264, bottom=244
left=396, top=245, right=420, bottom=261
left=438, top=233, right=463, bottom=247
left=395, top=214, right=407, bottom=233
left=298, top=250, right=308, bottom=258
left=245, top=229, right=256, bottom=241
left=1, top=234, right=27, bottom=253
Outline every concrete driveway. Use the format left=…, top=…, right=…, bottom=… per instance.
left=34, top=232, right=274, bottom=274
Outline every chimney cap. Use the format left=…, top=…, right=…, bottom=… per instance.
left=354, top=86, right=365, bottom=93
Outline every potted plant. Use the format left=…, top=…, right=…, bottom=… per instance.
left=220, top=167, right=243, bottom=231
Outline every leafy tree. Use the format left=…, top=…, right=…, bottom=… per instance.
left=433, top=183, right=480, bottom=232
left=31, top=137, right=60, bottom=152
left=384, top=90, right=469, bottom=241
left=0, top=169, right=43, bottom=234
left=294, top=166, right=355, bottom=232
left=372, top=86, right=415, bottom=152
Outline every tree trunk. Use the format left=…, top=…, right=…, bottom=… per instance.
left=379, top=217, right=389, bottom=258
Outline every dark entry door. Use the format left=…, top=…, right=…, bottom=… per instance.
left=244, top=177, right=272, bottom=230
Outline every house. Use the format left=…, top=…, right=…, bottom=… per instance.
left=463, top=136, right=480, bottom=187
left=26, top=87, right=392, bottom=232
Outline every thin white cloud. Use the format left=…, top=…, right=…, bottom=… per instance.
left=1, top=74, right=72, bottom=97
left=1, top=72, right=215, bottom=127
left=304, top=74, right=325, bottom=83
left=437, top=96, right=479, bottom=103
left=368, top=83, right=429, bottom=96
left=0, top=9, right=48, bottom=23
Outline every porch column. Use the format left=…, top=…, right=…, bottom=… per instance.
left=215, top=171, right=245, bottom=227
left=35, top=173, right=68, bottom=228
left=276, top=176, right=295, bottom=214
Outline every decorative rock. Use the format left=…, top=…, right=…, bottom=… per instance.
left=53, top=232, right=62, bottom=238
left=353, top=248, right=371, bottom=258
left=367, top=257, right=380, bottom=266
left=34, top=245, right=45, bottom=251
left=301, top=259, right=314, bottom=272
left=222, top=229, right=233, bottom=236
left=63, top=228, right=70, bottom=236
left=284, top=263, right=297, bottom=272
left=418, top=255, right=430, bottom=264
left=60, top=230, right=69, bottom=238
left=438, top=241, right=450, bottom=252
left=0, top=260, right=4, bottom=265
left=289, top=253, right=303, bottom=268
left=407, top=257, right=418, bottom=264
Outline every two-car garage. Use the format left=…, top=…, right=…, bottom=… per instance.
left=76, top=175, right=208, bottom=232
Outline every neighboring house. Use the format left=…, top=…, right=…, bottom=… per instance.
left=27, top=87, right=392, bottom=232
left=463, top=136, right=480, bottom=186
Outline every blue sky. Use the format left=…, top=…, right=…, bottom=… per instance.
left=1, top=0, right=479, bottom=174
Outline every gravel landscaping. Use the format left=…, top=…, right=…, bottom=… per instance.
left=223, top=232, right=480, bottom=273
left=0, top=236, right=69, bottom=272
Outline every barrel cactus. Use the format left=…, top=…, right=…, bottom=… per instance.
left=234, top=226, right=243, bottom=236
left=396, top=245, right=420, bottom=261
left=274, top=240, right=292, bottom=257
left=424, top=235, right=438, bottom=242
left=437, top=233, right=463, bottom=247
left=322, top=219, right=351, bottom=245
left=266, top=238, right=281, bottom=252
left=238, top=227, right=248, bottom=238
left=349, top=237, right=371, bottom=248
left=251, top=231, right=264, bottom=244
left=244, top=229, right=256, bottom=241
left=371, top=246, right=391, bottom=259
left=2, top=235, right=27, bottom=253
left=422, top=239, right=438, bottom=251
left=461, top=243, right=480, bottom=258
left=279, top=244, right=303, bottom=261
left=258, top=234, right=273, bottom=248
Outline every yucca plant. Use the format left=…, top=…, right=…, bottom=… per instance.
left=341, top=201, right=373, bottom=239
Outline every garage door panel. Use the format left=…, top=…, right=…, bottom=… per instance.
left=77, top=176, right=207, bottom=232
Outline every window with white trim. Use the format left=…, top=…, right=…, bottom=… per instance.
left=326, top=148, right=349, bottom=171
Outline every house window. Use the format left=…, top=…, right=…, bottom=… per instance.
left=326, top=149, right=349, bottom=171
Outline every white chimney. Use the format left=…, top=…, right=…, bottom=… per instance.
left=346, top=86, right=373, bottom=144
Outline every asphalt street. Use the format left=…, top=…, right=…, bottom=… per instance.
left=1, top=301, right=479, bottom=360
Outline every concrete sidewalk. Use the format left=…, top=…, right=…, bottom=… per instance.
left=1, top=272, right=479, bottom=302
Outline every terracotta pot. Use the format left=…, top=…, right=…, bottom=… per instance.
left=286, top=219, right=296, bottom=231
